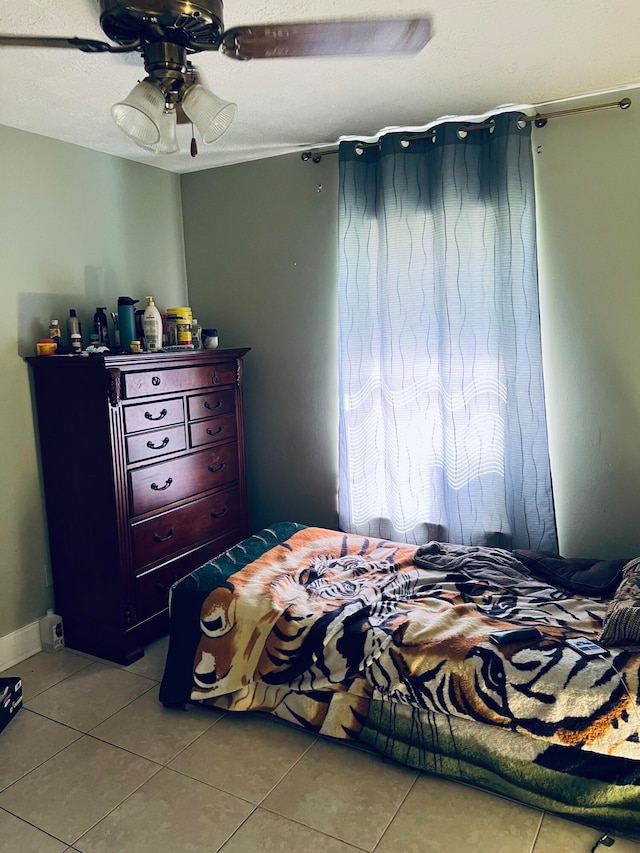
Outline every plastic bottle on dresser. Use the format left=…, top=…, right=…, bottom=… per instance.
left=142, top=296, right=163, bottom=352
left=49, top=319, right=62, bottom=351
left=39, top=608, right=64, bottom=653
left=191, top=318, right=202, bottom=350
left=93, top=307, right=110, bottom=346
left=67, top=309, right=82, bottom=353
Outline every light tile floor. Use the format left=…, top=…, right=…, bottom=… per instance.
left=1, top=638, right=639, bottom=853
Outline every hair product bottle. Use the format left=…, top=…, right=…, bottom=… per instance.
left=143, top=296, right=163, bottom=352
left=67, top=309, right=82, bottom=353
left=48, top=319, right=62, bottom=351
left=93, top=307, right=110, bottom=346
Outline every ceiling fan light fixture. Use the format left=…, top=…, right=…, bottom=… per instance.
left=111, top=79, right=166, bottom=145
left=181, top=83, right=236, bottom=144
left=134, top=108, right=180, bottom=155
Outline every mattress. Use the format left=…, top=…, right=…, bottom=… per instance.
left=159, top=522, right=640, bottom=839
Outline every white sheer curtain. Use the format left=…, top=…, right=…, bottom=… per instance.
left=337, top=113, right=557, bottom=551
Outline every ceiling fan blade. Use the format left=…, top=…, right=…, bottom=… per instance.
left=0, top=34, right=139, bottom=53
left=221, top=17, right=431, bottom=60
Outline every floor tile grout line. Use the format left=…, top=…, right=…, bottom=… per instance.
left=71, top=760, right=165, bottom=848
left=528, top=809, right=545, bottom=853
left=255, top=804, right=370, bottom=852
left=0, top=734, right=165, bottom=845
left=0, top=717, right=84, bottom=795
left=10, top=660, right=94, bottom=702
left=0, top=804, right=74, bottom=848
left=252, top=732, right=320, bottom=806
left=212, top=803, right=260, bottom=853
left=23, top=666, right=162, bottom=735
left=370, top=770, right=421, bottom=852
left=84, top=681, right=161, bottom=735
left=86, top=713, right=223, bottom=766
left=158, top=709, right=228, bottom=766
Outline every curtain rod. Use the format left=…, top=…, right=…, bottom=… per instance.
left=301, top=96, right=632, bottom=162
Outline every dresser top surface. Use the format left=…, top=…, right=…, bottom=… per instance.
left=26, top=347, right=251, bottom=372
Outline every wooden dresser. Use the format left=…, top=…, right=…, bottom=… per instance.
left=26, top=348, right=250, bottom=664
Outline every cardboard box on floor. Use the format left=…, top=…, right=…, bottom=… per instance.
left=0, top=677, right=23, bottom=734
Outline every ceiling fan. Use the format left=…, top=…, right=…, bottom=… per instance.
left=0, top=1, right=432, bottom=156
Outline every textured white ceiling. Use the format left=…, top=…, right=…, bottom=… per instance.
left=1, top=1, right=639, bottom=173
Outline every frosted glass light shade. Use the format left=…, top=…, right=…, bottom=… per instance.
left=111, top=80, right=166, bottom=146
left=135, top=108, right=179, bottom=155
left=181, top=84, right=236, bottom=144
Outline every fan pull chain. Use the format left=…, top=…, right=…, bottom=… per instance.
left=190, top=123, right=198, bottom=158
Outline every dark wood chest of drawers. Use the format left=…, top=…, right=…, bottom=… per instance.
left=27, top=348, right=250, bottom=664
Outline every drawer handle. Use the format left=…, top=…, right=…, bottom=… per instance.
left=151, top=477, right=173, bottom=491
left=153, top=526, right=175, bottom=543
left=211, top=505, right=228, bottom=519
left=152, top=376, right=161, bottom=387
left=211, top=370, right=220, bottom=386
left=147, top=436, right=170, bottom=450
left=145, top=408, right=168, bottom=421
left=208, top=461, right=226, bottom=473
left=206, top=425, right=223, bottom=437
left=204, top=399, right=222, bottom=411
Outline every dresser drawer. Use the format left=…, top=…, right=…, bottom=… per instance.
left=123, top=361, right=237, bottom=399
left=132, top=487, right=242, bottom=572
left=123, top=398, right=184, bottom=434
left=133, top=528, right=242, bottom=622
left=126, top=424, right=186, bottom=464
left=187, top=389, right=236, bottom=422
left=189, top=413, right=237, bottom=449
left=129, top=442, right=239, bottom=516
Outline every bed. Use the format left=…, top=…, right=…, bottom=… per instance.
left=159, top=522, right=640, bottom=840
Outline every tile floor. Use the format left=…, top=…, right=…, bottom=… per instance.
left=1, top=638, right=639, bottom=853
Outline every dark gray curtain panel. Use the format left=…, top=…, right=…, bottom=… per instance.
left=337, top=112, right=557, bottom=551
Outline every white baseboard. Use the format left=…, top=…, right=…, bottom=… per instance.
left=0, top=621, right=42, bottom=672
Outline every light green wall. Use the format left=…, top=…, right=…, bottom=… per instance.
left=534, top=87, right=640, bottom=558
left=182, top=154, right=339, bottom=533
left=1, top=125, right=187, bottom=636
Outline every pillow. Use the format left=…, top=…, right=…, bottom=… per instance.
left=599, top=557, right=640, bottom=648
left=513, top=549, right=626, bottom=597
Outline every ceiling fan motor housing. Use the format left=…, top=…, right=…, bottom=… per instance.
left=99, top=0, right=224, bottom=47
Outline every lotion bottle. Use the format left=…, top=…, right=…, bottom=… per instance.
left=143, top=296, right=163, bottom=352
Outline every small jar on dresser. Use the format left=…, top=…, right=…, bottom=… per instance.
left=26, top=348, right=250, bottom=665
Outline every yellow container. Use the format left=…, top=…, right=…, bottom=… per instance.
left=166, top=307, right=192, bottom=322
left=36, top=338, right=57, bottom=356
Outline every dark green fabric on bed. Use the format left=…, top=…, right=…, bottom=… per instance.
left=360, top=700, right=640, bottom=839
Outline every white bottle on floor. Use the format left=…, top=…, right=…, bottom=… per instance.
left=39, top=609, right=64, bottom=653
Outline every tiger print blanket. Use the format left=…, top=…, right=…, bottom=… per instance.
left=190, top=527, right=640, bottom=759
